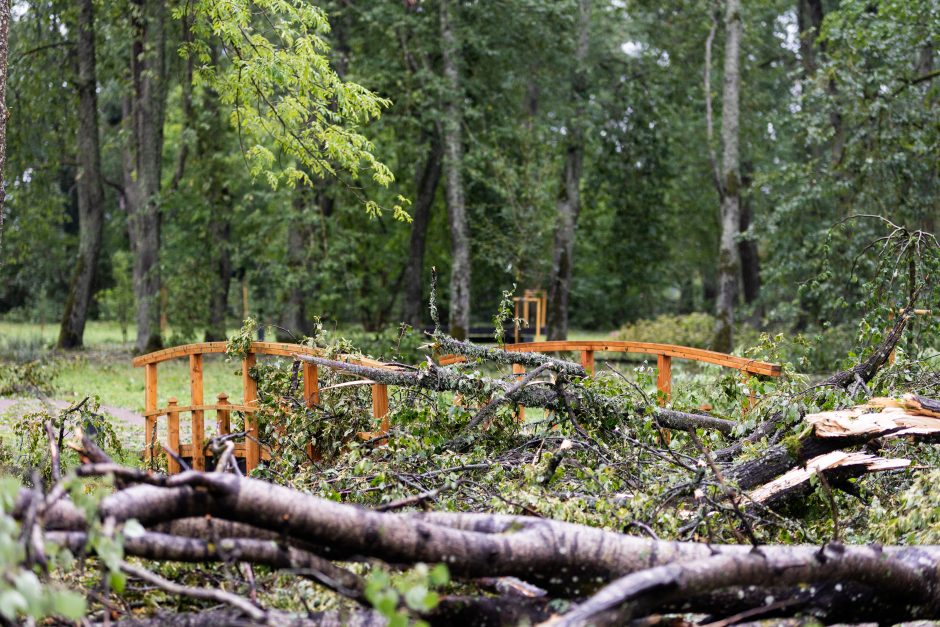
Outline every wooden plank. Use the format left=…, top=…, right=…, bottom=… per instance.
left=144, top=363, right=158, bottom=461
left=216, top=393, right=230, bottom=435
left=512, top=363, right=526, bottom=423
left=166, top=397, right=180, bottom=474
left=142, top=403, right=256, bottom=417
left=372, top=383, right=390, bottom=435
left=178, top=443, right=272, bottom=461
left=304, top=362, right=319, bottom=407
left=581, top=350, right=595, bottom=376
left=133, top=340, right=397, bottom=369
left=244, top=352, right=259, bottom=472
left=657, top=354, right=672, bottom=405
left=189, top=354, right=205, bottom=471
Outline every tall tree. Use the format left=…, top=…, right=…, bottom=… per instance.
left=58, top=0, right=105, bottom=349
left=714, top=0, right=743, bottom=352
left=0, top=0, right=9, bottom=250
left=123, top=0, right=167, bottom=352
left=402, top=132, right=443, bottom=328
left=546, top=0, right=591, bottom=341
left=440, top=0, right=470, bottom=339
left=439, top=0, right=470, bottom=340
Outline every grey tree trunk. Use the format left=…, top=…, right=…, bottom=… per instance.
left=123, top=0, right=167, bottom=353
left=439, top=0, right=470, bottom=340
left=58, top=0, right=105, bottom=349
left=547, top=0, right=591, bottom=341
left=0, top=0, right=10, bottom=251
left=714, top=0, right=742, bottom=353
left=402, top=133, right=443, bottom=328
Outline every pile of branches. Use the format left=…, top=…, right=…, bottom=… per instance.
left=10, top=306, right=940, bottom=625
left=14, top=435, right=940, bottom=626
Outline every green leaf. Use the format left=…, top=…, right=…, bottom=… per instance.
left=51, top=590, right=86, bottom=619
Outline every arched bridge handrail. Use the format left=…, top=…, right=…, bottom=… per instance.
left=438, top=340, right=781, bottom=377
left=132, top=341, right=399, bottom=474
left=131, top=341, right=389, bottom=369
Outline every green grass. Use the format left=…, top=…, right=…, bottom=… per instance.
left=54, top=352, right=246, bottom=412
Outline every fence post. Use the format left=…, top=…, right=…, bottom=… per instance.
left=303, top=362, right=319, bottom=407
left=656, top=354, right=672, bottom=405
left=189, top=354, right=205, bottom=471
left=512, top=363, right=526, bottom=422
left=216, top=392, right=230, bottom=435
left=166, top=397, right=180, bottom=474
left=371, top=383, right=390, bottom=435
left=581, top=350, right=595, bottom=376
left=243, top=352, right=259, bottom=472
left=144, top=363, right=158, bottom=461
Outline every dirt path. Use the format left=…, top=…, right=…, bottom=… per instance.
left=0, top=397, right=145, bottom=426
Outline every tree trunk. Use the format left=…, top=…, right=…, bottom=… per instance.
left=797, top=0, right=823, bottom=77
left=714, top=0, right=742, bottom=353
left=738, top=164, right=760, bottom=308
left=123, top=0, right=167, bottom=353
left=0, top=0, right=10, bottom=251
left=58, top=0, right=105, bottom=349
left=281, top=189, right=310, bottom=336
left=439, top=0, right=470, bottom=341
left=547, top=0, right=591, bottom=341
left=402, top=133, right=443, bottom=329
left=200, top=45, right=231, bottom=343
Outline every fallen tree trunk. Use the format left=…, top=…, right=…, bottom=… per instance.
left=298, top=355, right=736, bottom=434
left=16, top=462, right=940, bottom=625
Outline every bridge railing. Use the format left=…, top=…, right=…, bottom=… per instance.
left=438, top=340, right=781, bottom=407
left=132, top=341, right=399, bottom=473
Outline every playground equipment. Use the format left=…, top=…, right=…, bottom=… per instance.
left=513, top=289, right=547, bottom=342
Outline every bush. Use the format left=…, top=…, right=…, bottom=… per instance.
left=612, top=313, right=717, bottom=349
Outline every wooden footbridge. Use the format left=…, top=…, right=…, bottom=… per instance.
left=134, top=340, right=780, bottom=474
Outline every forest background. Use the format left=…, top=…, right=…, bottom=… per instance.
left=0, top=0, right=937, bottom=367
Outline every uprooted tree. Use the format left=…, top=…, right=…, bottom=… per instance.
left=2, top=222, right=940, bottom=625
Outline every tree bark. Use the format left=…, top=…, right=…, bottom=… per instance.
left=547, top=0, right=591, bottom=341
left=738, top=164, right=760, bottom=307
left=714, top=0, right=743, bottom=353
left=123, top=0, right=167, bottom=353
left=58, top=0, right=105, bottom=349
left=201, top=46, right=231, bottom=342
left=439, top=0, right=470, bottom=340
left=0, top=0, right=10, bottom=252
left=282, top=189, right=310, bottom=335
left=402, top=133, right=443, bottom=329
left=797, top=0, right=823, bottom=77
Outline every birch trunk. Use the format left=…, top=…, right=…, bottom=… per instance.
left=58, top=0, right=105, bottom=349
left=439, top=0, right=470, bottom=340
left=547, top=0, right=591, bottom=341
left=714, top=0, right=742, bottom=353
left=123, top=0, right=167, bottom=353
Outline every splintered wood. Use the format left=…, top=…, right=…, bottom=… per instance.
left=749, top=395, right=939, bottom=505
left=806, top=394, right=940, bottom=439
left=750, top=451, right=910, bottom=504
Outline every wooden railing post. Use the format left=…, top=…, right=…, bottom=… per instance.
left=512, top=363, right=526, bottom=422
left=656, top=354, right=672, bottom=405
left=144, top=363, right=158, bottom=461
left=243, top=352, right=259, bottom=472
left=189, top=354, right=205, bottom=471
left=216, top=392, right=230, bottom=435
left=166, top=397, right=180, bottom=474
left=581, top=350, right=595, bottom=376
left=371, top=383, right=390, bottom=435
left=303, top=362, right=319, bottom=407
